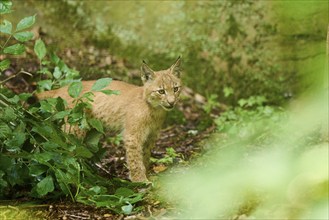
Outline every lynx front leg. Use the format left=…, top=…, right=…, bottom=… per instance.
left=124, top=134, right=148, bottom=182
left=143, top=134, right=157, bottom=171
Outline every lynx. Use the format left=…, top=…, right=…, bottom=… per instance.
left=36, top=57, right=182, bottom=182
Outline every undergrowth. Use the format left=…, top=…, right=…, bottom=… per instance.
left=0, top=1, right=144, bottom=215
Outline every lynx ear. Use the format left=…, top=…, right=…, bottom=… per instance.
left=141, top=60, right=155, bottom=83
left=170, top=56, right=181, bottom=77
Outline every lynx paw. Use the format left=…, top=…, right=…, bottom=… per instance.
left=130, top=173, right=149, bottom=183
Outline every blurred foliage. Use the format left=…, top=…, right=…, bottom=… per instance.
left=161, top=58, right=328, bottom=219
left=273, top=0, right=328, bottom=95
left=6, top=0, right=327, bottom=106
left=160, top=1, right=328, bottom=219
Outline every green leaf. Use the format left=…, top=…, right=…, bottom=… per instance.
left=91, top=78, right=112, bottom=91
left=223, top=87, right=234, bottom=98
left=238, top=99, right=247, bottom=107
left=54, top=169, right=71, bottom=195
left=68, top=81, right=83, bottom=98
left=0, top=1, right=12, bottom=15
left=29, top=164, right=48, bottom=177
left=3, top=107, right=16, bottom=121
left=79, top=117, right=90, bottom=130
left=84, top=130, right=102, bottom=152
left=33, top=152, right=55, bottom=164
left=53, top=110, right=71, bottom=120
left=0, top=155, right=14, bottom=171
left=7, top=95, right=20, bottom=104
left=53, top=66, right=62, bottom=79
left=16, top=15, right=36, bottom=32
left=0, top=19, right=12, bottom=34
left=125, top=193, right=143, bottom=204
left=101, top=89, right=120, bottom=96
left=121, top=203, right=133, bottom=215
left=50, top=52, right=60, bottom=64
left=18, top=93, right=32, bottom=101
left=88, top=118, right=104, bottom=133
left=37, top=80, right=53, bottom=91
left=81, top=91, right=94, bottom=102
left=36, top=176, right=54, bottom=196
left=34, top=39, right=47, bottom=60
left=39, top=100, right=54, bottom=113
left=55, top=97, right=66, bottom=111
left=0, top=123, right=11, bottom=138
left=0, top=170, right=8, bottom=188
left=115, top=187, right=135, bottom=197
left=13, top=31, right=34, bottom=42
left=3, top=43, right=25, bottom=55
left=42, top=142, right=60, bottom=150
left=0, top=59, right=10, bottom=72
left=38, top=67, right=52, bottom=76
left=4, top=132, right=26, bottom=151
left=68, top=112, right=83, bottom=123
left=88, top=186, right=107, bottom=195
left=75, top=146, right=93, bottom=158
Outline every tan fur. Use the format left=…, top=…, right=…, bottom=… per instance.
left=36, top=58, right=182, bottom=182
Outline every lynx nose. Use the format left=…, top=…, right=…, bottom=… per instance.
left=167, top=97, right=175, bottom=107
left=168, top=102, right=174, bottom=107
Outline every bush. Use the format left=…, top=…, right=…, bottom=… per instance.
left=0, top=1, right=144, bottom=214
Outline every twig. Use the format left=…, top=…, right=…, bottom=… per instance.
left=95, top=163, right=112, bottom=175
left=0, top=70, right=33, bottom=85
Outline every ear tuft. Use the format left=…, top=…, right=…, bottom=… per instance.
left=170, top=56, right=182, bottom=77
left=141, top=60, right=155, bottom=83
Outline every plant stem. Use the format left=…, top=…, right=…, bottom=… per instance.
left=0, top=70, right=32, bottom=85
left=0, top=35, right=12, bottom=50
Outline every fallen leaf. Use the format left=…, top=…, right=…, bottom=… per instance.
left=153, top=164, right=167, bottom=173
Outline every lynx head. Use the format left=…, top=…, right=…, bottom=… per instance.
left=141, top=57, right=182, bottom=111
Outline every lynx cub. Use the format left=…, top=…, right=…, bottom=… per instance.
left=37, top=57, right=182, bottom=182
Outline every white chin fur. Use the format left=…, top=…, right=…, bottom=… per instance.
left=161, top=105, right=174, bottom=111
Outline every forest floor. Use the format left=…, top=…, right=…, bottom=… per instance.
left=2, top=43, right=220, bottom=219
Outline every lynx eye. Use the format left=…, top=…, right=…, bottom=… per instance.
left=157, top=89, right=166, bottom=95
left=173, top=87, right=179, bottom=92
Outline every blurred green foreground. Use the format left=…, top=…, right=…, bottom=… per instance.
left=161, top=1, right=329, bottom=219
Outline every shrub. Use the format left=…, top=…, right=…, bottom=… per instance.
left=0, top=1, right=144, bottom=214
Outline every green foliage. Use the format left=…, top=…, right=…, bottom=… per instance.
left=77, top=186, right=144, bottom=214
left=0, top=1, right=145, bottom=214
left=31, top=40, right=81, bottom=91
left=0, top=82, right=144, bottom=214
left=34, top=38, right=47, bottom=61
left=202, top=94, right=221, bottom=114
left=215, top=98, right=285, bottom=148
left=162, top=91, right=328, bottom=218
left=0, top=10, right=35, bottom=72
left=10, top=0, right=327, bottom=106
left=0, top=0, right=12, bottom=15
left=0, top=85, right=144, bottom=213
left=15, top=15, right=36, bottom=32
left=151, top=147, right=181, bottom=165
left=160, top=1, right=328, bottom=216
left=68, top=81, right=83, bottom=98
left=29, top=44, right=81, bottom=95
left=81, top=1, right=292, bottom=105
